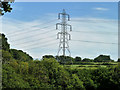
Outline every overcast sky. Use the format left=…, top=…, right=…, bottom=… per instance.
left=1, top=2, right=118, bottom=60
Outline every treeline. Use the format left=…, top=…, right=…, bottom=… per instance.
left=1, top=34, right=33, bottom=64
left=1, top=33, right=120, bottom=89
left=42, top=55, right=119, bottom=65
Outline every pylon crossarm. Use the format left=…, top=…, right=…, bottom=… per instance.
left=57, top=32, right=62, bottom=39
left=68, top=34, right=71, bottom=40
left=56, top=23, right=62, bottom=30
left=58, top=13, right=63, bottom=19
left=65, top=14, right=70, bottom=21
left=66, top=24, right=72, bottom=31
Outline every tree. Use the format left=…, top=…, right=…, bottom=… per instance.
left=42, top=55, right=55, bottom=59
left=10, top=49, right=33, bottom=62
left=55, top=55, right=73, bottom=64
left=41, top=58, right=72, bottom=89
left=2, top=64, right=30, bottom=88
left=1, top=33, right=10, bottom=51
left=74, top=56, right=81, bottom=62
left=2, top=50, right=12, bottom=64
left=94, top=55, right=112, bottom=62
left=118, top=58, right=120, bottom=62
left=82, top=58, right=92, bottom=62
left=1, top=33, right=33, bottom=63
left=0, top=0, right=14, bottom=15
left=71, top=74, right=85, bottom=89
left=91, top=66, right=120, bottom=90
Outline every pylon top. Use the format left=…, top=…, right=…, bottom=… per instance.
left=63, top=9, right=66, bottom=14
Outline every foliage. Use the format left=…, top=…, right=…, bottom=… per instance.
left=118, top=58, right=120, bottom=62
left=70, top=74, right=85, bottom=89
left=2, top=64, right=30, bottom=88
left=0, top=0, right=14, bottom=15
left=55, top=55, right=73, bottom=64
left=94, top=55, right=112, bottom=62
left=42, top=55, right=55, bottom=59
left=40, top=58, right=71, bottom=89
left=74, top=56, right=81, bottom=62
left=82, top=58, right=93, bottom=62
left=1, top=33, right=33, bottom=63
left=2, top=57, right=120, bottom=89
left=2, top=50, right=12, bottom=64
left=0, top=34, right=10, bottom=51
left=10, top=49, right=33, bottom=62
left=91, top=66, right=120, bottom=90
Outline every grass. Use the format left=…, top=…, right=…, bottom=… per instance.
left=64, top=62, right=118, bottom=70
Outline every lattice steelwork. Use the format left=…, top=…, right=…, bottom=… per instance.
left=56, top=9, right=72, bottom=57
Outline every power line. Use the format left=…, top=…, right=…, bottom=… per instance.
left=71, top=39, right=118, bottom=45
left=24, top=40, right=57, bottom=50
left=7, top=23, right=55, bottom=37
left=19, top=38, right=118, bottom=51
left=19, top=38, right=57, bottom=49
left=13, top=34, right=56, bottom=46
left=9, top=29, right=56, bottom=42
left=72, top=30, right=117, bottom=35
left=6, top=19, right=57, bottom=36
left=71, top=19, right=117, bottom=23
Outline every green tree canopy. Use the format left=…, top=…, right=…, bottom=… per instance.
left=82, top=58, right=92, bottom=62
left=94, top=55, right=112, bottom=62
left=0, top=0, right=14, bottom=15
left=10, top=49, right=33, bottom=62
left=0, top=33, right=10, bottom=51
left=1, top=33, right=33, bottom=63
left=118, top=58, right=120, bottom=62
left=74, top=56, right=81, bottom=62
left=55, top=55, right=73, bottom=64
left=42, top=55, right=55, bottom=59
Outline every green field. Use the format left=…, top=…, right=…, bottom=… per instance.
left=64, top=62, right=118, bottom=69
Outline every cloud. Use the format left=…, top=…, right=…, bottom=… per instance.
left=93, top=7, right=109, bottom=11
left=2, top=17, right=118, bottom=60
left=69, top=17, right=118, bottom=60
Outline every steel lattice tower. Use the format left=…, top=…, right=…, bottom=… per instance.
left=56, top=9, right=72, bottom=57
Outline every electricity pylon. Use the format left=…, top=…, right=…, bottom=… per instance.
left=56, top=9, right=72, bottom=59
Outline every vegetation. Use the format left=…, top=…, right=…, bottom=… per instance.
left=0, top=0, right=14, bottom=15
left=94, top=55, right=113, bottom=62
left=118, top=58, right=120, bottom=62
left=74, top=56, right=82, bottom=62
left=1, top=33, right=120, bottom=89
left=10, top=49, right=33, bottom=62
